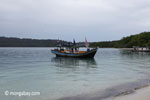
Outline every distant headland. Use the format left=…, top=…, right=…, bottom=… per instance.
left=0, top=32, right=150, bottom=48
left=0, top=37, right=66, bottom=47
left=90, top=32, right=150, bottom=48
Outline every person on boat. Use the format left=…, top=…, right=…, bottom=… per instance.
left=71, top=48, right=74, bottom=53
left=87, top=48, right=90, bottom=51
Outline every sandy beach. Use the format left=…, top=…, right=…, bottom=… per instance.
left=114, top=86, right=150, bottom=100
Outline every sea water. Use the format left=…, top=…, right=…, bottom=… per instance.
left=0, top=48, right=150, bottom=100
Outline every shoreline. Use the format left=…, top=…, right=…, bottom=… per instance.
left=57, top=79, right=150, bottom=100
left=114, top=85, right=150, bottom=100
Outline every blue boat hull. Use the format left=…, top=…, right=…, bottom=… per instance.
left=51, top=48, right=97, bottom=58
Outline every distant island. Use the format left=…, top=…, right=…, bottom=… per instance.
left=90, top=32, right=150, bottom=48
left=0, top=37, right=67, bottom=47
left=0, top=32, right=150, bottom=47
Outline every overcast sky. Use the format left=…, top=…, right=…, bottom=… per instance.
left=0, top=0, right=150, bottom=41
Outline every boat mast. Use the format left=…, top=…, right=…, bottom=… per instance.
left=85, top=37, right=89, bottom=49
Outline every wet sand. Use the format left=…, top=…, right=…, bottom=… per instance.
left=114, top=86, right=150, bottom=100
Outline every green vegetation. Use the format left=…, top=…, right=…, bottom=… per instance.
left=90, top=32, right=150, bottom=48
left=0, top=37, right=65, bottom=47
left=0, top=32, right=150, bottom=48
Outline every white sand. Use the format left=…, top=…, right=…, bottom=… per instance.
left=114, top=86, right=150, bottom=100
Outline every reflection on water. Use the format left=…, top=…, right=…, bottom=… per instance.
left=120, top=49, right=150, bottom=59
left=51, top=57, right=97, bottom=68
left=120, top=49, right=150, bottom=55
left=119, top=49, right=150, bottom=75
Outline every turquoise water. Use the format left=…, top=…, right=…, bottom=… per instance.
left=0, top=48, right=150, bottom=100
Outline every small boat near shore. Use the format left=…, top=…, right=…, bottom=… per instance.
left=132, top=46, right=150, bottom=52
left=51, top=38, right=97, bottom=58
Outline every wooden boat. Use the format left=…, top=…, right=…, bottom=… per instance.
left=51, top=48, right=97, bottom=58
left=51, top=38, right=97, bottom=58
left=132, top=46, right=150, bottom=52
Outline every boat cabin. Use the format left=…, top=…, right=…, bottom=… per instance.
left=51, top=39, right=97, bottom=58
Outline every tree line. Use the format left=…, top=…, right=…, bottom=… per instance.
left=90, top=32, right=150, bottom=48
left=0, top=32, right=150, bottom=47
left=0, top=37, right=63, bottom=47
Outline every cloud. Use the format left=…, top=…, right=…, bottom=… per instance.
left=0, top=0, right=150, bottom=41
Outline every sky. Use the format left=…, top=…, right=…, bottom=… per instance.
left=0, top=0, right=150, bottom=42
